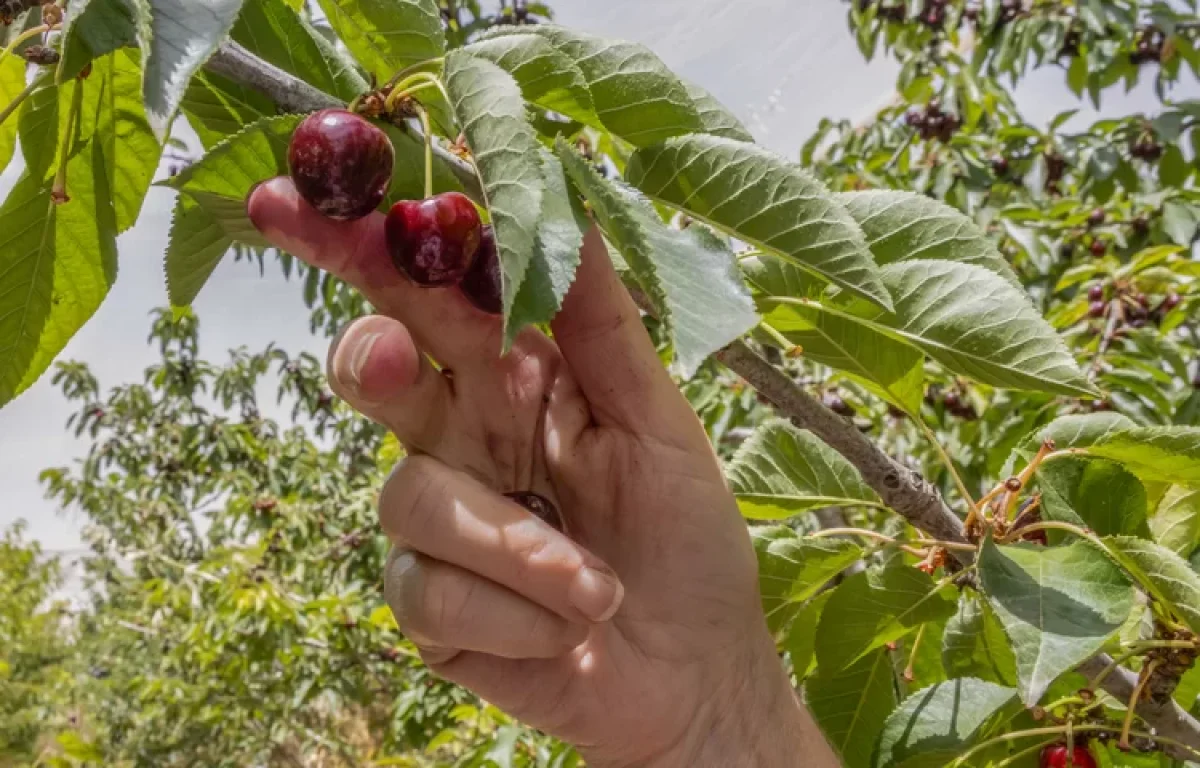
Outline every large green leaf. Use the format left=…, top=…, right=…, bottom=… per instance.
left=683, top=79, right=754, bottom=142
left=1086, top=427, right=1200, bottom=489
left=1104, top=536, right=1200, bottom=635
left=0, top=50, right=24, bottom=175
left=90, top=50, right=161, bottom=232
left=807, top=650, right=897, bottom=768
left=181, top=72, right=275, bottom=149
left=815, top=562, right=957, bottom=674
left=874, top=679, right=1018, bottom=768
left=727, top=420, right=881, bottom=519
left=840, top=260, right=1097, bottom=397
left=1036, top=456, right=1151, bottom=539
left=744, top=256, right=924, bottom=413
left=942, top=593, right=1018, bottom=686
left=625, top=135, right=892, bottom=311
left=506, top=149, right=588, bottom=335
left=57, top=0, right=146, bottom=81
left=1151, top=486, right=1200, bottom=559
left=233, top=0, right=368, bottom=102
left=784, top=590, right=833, bottom=679
left=141, top=0, right=247, bottom=138
left=977, top=537, right=1134, bottom=705
left=557, top=140, right=758, bottom=378
left=163, top=115, right=300, bottom=303
left=316, top=0, right=444, bottom=79
left=0, top=140, right=119, bottom=407
left=19, top=75, right=60, bottom=182
left=751, top=526, right=863, bottom=634
left=1005, top=412, right=1137, bottom=475
left=485, top=25, right=702, bottom=147
left=443, top=51, right=542, bottom=339
left=837, top=190, right=1021, bottom=288
left=457, top=34, right=599, bottom=126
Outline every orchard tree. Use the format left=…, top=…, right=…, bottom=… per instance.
left=2, top=0, right=1200, bottom=767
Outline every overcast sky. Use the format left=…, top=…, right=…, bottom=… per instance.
left=0, top=0, right=1193, bottom=551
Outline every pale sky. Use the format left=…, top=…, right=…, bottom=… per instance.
left=0, top=0, right=1192, bottom=551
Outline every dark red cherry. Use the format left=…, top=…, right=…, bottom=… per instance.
left=1088, top=208, right=1106, bottom=228
left=1087, top=284, right=1104, bottom=302
left=288, top=109, right=394, bottom=221
left=1088, top=301, right=1107, bottom=318
left=1090, top=240, right=1107, bottom=257
left=1040, top=744, right=1096, bottom=768
left=386, top=192, right=483, bottom=286
left=460, top=225, right=502, bottom=315
left=1163, top=293, right=1182, bottom=312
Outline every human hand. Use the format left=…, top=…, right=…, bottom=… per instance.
left=249, top=179, right=838, bottom=768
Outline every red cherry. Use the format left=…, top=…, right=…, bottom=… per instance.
left=460, top=225, right=502, bottom=314
left=1163, top=293, right=1182, bottom=312
left=1090, top=240, right=1107, bottom=257
left=1087, top=284, right=1104, bottom=302
left=386, top=192, right=483, bottom=286
left=1088, top=301, right=1107, bottom=318
left=1088, top=208, right=1106, bottom=228
left=288, top=109, right=394, bottom=221
left=1040, top=744, right=1097, bottom=768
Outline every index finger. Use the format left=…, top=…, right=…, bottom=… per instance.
left=248, top=177, right=500, bottom=369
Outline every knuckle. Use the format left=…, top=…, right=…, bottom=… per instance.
left=379, top=456, right=447, bottom=544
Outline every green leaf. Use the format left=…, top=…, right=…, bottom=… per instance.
left=807, top=650, right=897, bottom=768
left=233, top=0, right=368, bottom=102
left=1150, top=486, right=1200, bottom=559
left=785, top=590, right=833, bottom=679
left=486, top=25, right=702, bottom=146
left=838, top=190, right=1022, bottom=289
left=844, top=260, right=1097, bottom=398
left=57, top=0, right=146, bottom=81
left=942, top=593, right=1018, bottom=686
left=1086, top=427, right=1200, bottom=490
left=443, top=51, right=542, bottom=339
left=874, top=679, right=1018, bottom=768
left=744, top=256, right=925, bottom=413
left=1104, top=536, right=1200, bottom=635
left=19, top=75, right=60, bottom=182
left=506, top=149, right=588, bottom=335
left=977, top=537, right=1134, bottom=705
left=815, top=562, right=957, bottom=673
left=163, top=195, right=232, bottom=308
left=315, top=0, right=445, bottom=79
left=1162, top=200, right=1200, bottom=247
left=557, top=140, right=759, bottom=378
left=163, top=115, right=301, bottom=302
left=751, top=526, right=864, bottom=633
left=0, top=141, right=119, bottom=407
left=625, top=135, right=892, bottom=311
left=1037, top=456, right=1151, bottom=539
left=727, top=419, right=881, bottom=519
left=90, top=50, right=161, bottom=232
left=141, top=0, right=247, bottom=139
left=683, top=79, right=753, bottom=142
left=0, top=49, right=24, bottom=175
left=457, top=34, right=599, bottom=126
left=181, top=72, right=275, bottom=149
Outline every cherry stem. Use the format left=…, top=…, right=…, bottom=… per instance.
left=903, top=624, right=926, bottom=682
left=996, top=520, right=1094, bottom=545
left=51, top=75, right=85, bottom=205
left=757, top=322, right=799, bottom=357
left=1087, top=645, right=1151, bottom=692
left=1120, top=659, right=1159, bottom=750
left=0, top=23, right=57, bottom=63
left=384, top=71, right=445, bottom=113
left=989, top=738, right=1058, bottom=768
left=418, top=105, right=433, bottom=200
left=383, top=56, right=446, bottom=92
left=809, top=527, right=978, bottom=553
left=0, top=76, right=39, bottom=129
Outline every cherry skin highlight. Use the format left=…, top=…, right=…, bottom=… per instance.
left=288, top=109, right=394, bottom=221
left=460, top=225, right=503, bottom=315
left=1040, top=745, right=1096, bottom=768
left=386, top=192, right=483, bottom=286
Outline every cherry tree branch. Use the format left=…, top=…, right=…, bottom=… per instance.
left=201, top=42, right=1200, bottom=752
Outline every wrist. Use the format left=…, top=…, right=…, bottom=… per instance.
left=641, top=638, right=837, bottom=768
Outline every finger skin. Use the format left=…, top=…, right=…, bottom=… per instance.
left=379, top=457, right=624, bottom=625
left=248, top=177, right=499, bottom=369
left=326, top=315, right=452, bottom=453
left=550, top=227, right=697, bottom=434
left=385, top=548, right=589, bottom=660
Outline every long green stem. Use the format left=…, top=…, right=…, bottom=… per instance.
left=51, top=75, right=84, bottom=204
left=0, top=76, right=39, bottom=129
left=418, top=105, right=433, bottom=200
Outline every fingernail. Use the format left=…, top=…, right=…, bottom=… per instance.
left=347, top=332, right=382, bottom=392
left=569, top=565, right=624, bottom=623
left=384, top=549, right=419, bottom=618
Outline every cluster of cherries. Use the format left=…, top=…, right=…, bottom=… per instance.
left=287, top=109, right=502, bottom=315
left=904, top=98, right=962, bottom=143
